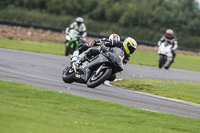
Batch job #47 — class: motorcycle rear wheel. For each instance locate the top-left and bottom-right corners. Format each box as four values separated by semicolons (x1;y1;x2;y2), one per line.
62;66;75;83
87;68;112;88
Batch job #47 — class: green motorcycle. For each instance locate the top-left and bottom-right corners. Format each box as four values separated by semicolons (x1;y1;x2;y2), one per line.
65;29;81;56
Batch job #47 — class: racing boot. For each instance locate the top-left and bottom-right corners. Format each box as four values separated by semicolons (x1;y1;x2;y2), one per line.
107;74;116;81
164;60;173;69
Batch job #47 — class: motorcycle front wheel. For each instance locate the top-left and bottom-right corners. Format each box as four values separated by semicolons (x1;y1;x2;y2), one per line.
62;66;75;83
87;68;112;88
158;55;166;69
65;43;75;56
65;46;73;56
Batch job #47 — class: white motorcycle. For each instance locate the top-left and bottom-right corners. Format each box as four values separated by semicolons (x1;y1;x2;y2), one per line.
157;42;173;69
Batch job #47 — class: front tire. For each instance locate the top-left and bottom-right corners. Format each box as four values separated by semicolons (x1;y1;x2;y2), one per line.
62;66;75;83
65;46;73;56
158;55;166;69
65;43;75;56
87;68;112;88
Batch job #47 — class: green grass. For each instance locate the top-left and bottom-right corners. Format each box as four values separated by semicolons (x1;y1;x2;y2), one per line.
0;38;200;71
130;51;200;71
0;80;200;133
0;38;65;55
113;79;200;104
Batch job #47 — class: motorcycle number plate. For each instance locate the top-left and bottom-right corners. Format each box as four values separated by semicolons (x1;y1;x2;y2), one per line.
81;63;87;68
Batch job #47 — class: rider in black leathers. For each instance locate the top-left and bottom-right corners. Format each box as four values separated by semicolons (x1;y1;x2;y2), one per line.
75;34;137;65
71;34;137;81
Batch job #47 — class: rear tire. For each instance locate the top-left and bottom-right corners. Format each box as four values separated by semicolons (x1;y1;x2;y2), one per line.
87;68;112;88
62;66;75;83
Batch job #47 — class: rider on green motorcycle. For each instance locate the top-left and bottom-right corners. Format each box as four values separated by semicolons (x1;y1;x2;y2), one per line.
65;17;87;43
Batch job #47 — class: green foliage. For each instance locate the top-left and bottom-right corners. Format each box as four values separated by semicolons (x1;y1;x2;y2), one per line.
1;80;200;133
0;7;74;27
0;0;200;49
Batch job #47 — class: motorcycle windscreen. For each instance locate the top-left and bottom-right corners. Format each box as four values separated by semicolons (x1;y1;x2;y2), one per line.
68;29;80;40
69;29;79;35
107;47;124;71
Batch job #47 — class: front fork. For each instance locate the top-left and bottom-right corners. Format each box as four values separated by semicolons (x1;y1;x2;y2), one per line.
95;65;103;76
95;64;111;76
72;62;77;73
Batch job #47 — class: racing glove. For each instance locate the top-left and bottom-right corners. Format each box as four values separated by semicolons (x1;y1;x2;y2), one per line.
88;40;96;47
72;51;79;62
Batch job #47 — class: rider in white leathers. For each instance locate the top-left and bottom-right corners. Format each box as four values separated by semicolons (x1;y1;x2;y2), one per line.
65;17;87;43
158;29;178;62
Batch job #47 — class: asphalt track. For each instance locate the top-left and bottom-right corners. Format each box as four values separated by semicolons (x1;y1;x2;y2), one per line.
0;48;200;118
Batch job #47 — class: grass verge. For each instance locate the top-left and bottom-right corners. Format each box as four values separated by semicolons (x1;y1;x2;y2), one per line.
113;79;200;104
0;80;200;133
130;51;200;71
0;38;65;55
0;38;200;71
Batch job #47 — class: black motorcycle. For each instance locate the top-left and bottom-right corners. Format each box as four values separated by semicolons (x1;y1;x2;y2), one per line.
62;46;124;88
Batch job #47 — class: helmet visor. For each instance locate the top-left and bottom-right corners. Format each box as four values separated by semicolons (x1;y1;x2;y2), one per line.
113;39;117;45
128;44;135;54
166;34;172;39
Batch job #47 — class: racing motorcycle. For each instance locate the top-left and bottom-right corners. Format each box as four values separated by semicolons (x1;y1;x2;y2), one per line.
158;41;173;69
62;46;124;88
65;29;81;56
